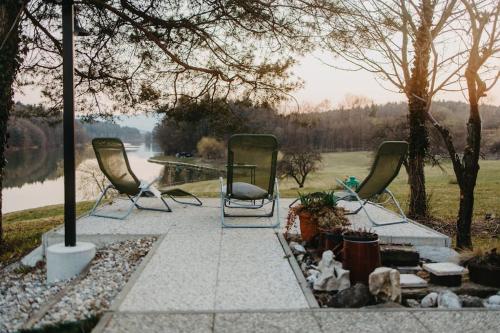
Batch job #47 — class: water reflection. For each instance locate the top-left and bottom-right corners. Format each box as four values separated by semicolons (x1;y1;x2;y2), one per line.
2;144;162;213
157;162;223;188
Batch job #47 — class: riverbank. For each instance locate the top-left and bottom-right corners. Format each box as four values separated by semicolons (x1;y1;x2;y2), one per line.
0;201;94;267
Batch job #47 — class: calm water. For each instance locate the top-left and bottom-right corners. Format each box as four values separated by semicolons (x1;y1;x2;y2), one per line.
3;144;163;213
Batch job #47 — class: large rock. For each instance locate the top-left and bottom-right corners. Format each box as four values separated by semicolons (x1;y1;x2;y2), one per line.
368;267;401;303
313;250;350;292
421;292;438;308
328;283;372;308
437;291;461;309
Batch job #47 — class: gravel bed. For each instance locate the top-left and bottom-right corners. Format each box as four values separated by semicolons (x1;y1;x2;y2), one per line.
0;237;156;333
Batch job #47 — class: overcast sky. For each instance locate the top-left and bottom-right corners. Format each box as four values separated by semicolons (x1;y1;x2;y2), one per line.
15;52;500;131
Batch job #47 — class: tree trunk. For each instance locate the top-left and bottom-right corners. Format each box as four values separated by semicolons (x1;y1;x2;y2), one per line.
406;0;433;219
0;0;22;243
407;97;429;219
456;103;481;249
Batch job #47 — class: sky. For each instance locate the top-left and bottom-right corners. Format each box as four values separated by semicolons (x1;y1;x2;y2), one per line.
15;53;500;132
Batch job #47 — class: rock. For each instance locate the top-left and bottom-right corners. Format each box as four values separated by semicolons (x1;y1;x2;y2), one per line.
306;269;320;286
381;245;419;266
406;299;420;308
459;295;484;308
415;246;460;263
437;291;461;309
313;251;350;292
289;242;306;255
21;246;44;267
328;283;372;308
421;292;438;308
368;267;401;303
484;295;500;309
296;254;304;263
363;301;404;309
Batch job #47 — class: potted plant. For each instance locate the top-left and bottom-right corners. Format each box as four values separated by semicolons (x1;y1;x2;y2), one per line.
465;248;500;288
317;203;350;257
342;228;381;285
286;191;350;243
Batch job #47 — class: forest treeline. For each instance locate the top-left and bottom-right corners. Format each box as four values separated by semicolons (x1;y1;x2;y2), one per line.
153;98;500;158
7;103;143;150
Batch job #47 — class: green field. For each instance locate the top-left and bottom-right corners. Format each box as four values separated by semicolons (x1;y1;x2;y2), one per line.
2;151;498;266
179;151;500;221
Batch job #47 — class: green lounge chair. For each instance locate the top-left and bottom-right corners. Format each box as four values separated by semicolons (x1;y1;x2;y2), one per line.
335;141;409;226
220;134;280;228
90;138;201;220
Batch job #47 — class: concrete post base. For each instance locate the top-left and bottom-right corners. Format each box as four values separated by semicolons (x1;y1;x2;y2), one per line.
46;242;96;283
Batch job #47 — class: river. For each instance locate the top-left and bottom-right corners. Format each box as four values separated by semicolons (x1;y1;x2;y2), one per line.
2;144;163;213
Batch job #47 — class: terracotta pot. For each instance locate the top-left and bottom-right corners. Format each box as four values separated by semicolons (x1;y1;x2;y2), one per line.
468;262;500;288
342;235;381;285
298;212;318;242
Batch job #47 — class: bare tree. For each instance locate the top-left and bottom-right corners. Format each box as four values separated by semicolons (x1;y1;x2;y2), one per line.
278;149;322;188
0;0;341;243
428;0;500;249
320;0;464;219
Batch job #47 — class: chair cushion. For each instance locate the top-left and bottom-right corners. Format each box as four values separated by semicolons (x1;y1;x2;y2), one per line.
225;182;268;200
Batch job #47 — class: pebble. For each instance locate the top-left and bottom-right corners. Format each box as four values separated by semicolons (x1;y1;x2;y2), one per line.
0;238;155;333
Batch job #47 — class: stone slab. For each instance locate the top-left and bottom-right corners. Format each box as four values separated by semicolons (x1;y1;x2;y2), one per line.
412;310;500;333
401;274;428;288
214;311;321;333
423;263;466;276
312;310;430;333
415;246;460;263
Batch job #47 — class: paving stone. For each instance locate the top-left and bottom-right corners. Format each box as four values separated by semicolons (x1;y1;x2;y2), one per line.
313;310;429;333
401;274;428;288
413;310;500;333
102;313;213;333
423;263;466;276
416;246;460;263
214;311;321;333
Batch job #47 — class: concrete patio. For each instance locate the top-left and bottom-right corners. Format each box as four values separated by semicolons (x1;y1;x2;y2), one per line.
42;197;498;332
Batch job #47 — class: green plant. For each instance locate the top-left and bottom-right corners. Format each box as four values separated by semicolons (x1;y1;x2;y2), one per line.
285;191;350;235
343;228;378;242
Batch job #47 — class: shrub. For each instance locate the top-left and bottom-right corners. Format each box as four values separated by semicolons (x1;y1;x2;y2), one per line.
196;137;225;160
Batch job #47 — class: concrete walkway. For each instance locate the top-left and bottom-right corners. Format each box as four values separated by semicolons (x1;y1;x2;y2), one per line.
43;197;485;332
96;309;500;333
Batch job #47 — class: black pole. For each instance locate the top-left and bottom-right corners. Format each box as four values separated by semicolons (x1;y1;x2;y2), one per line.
62;0;76;247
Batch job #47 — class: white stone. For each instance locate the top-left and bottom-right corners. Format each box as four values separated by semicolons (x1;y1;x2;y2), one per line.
46;242;96;283
422;262;465;276
21;246;44;267
484;295;500;309
421;292;438;308
289;242;306;254
313;251;350;292
437;291;461;309
400;274;428;288
368;267;401;303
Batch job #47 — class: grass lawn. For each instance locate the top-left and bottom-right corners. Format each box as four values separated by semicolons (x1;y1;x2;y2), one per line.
1;151;498;266
179;151;500;220
0;201;94;267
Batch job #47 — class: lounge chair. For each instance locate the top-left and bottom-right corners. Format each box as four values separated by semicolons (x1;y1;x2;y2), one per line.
335;141;409;226
220;134;280;228
89;138;201;220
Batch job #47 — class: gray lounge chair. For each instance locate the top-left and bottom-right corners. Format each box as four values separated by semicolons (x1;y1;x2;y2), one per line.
220;134;280;228
335;141;409;226
90;138;201;220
